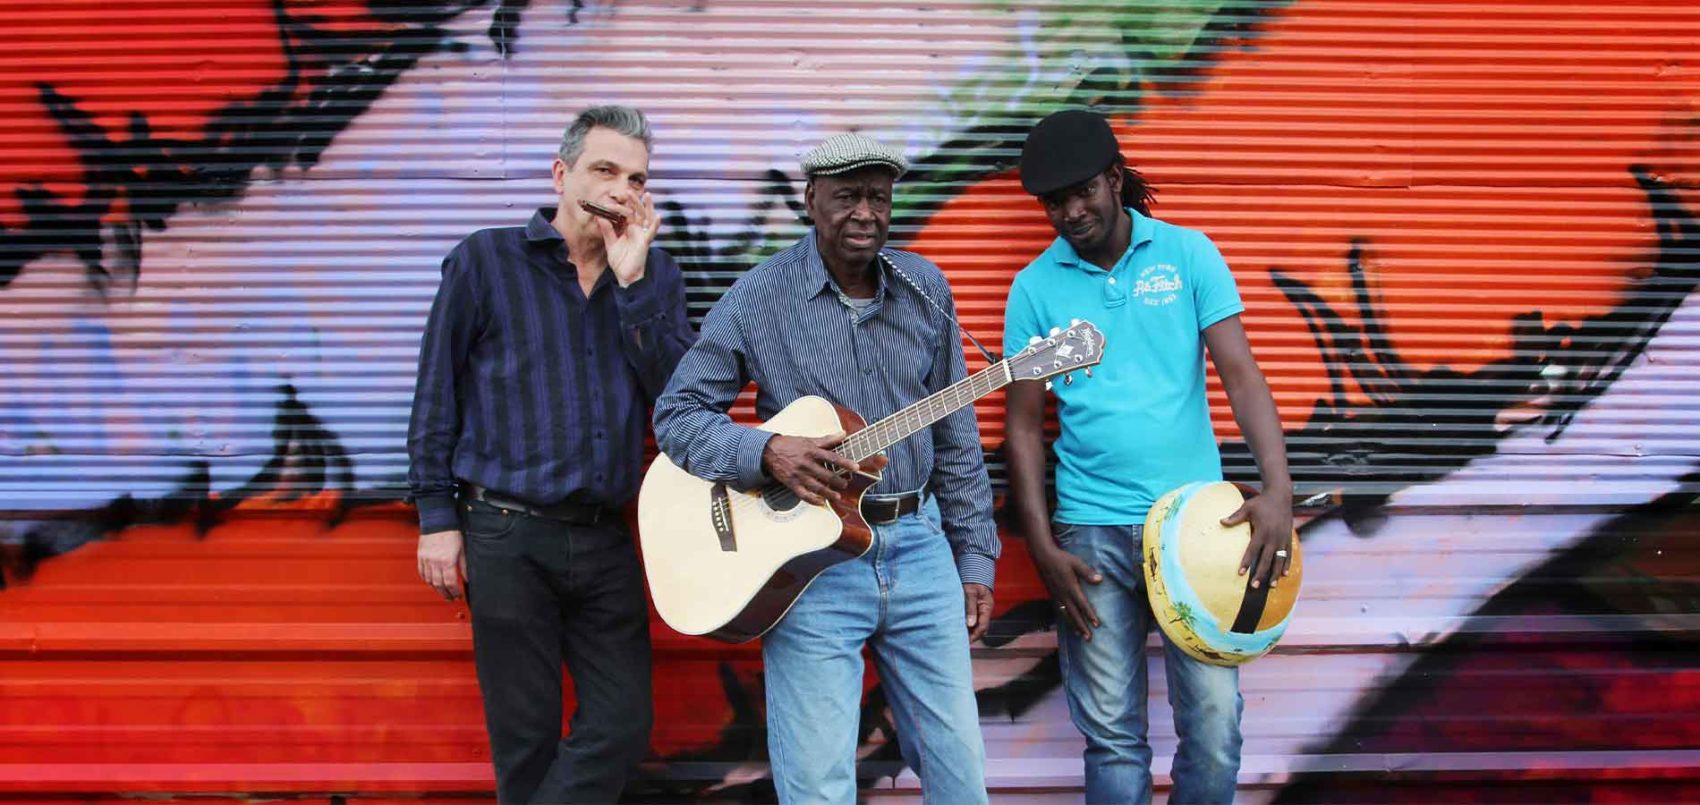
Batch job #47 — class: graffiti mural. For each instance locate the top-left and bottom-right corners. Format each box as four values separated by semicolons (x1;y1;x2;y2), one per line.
2;0;1697;801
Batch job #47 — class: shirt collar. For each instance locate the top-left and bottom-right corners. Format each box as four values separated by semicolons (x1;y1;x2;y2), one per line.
800;229;888;301
525;207;605;290
1045;207;1154;272
525;207;563;243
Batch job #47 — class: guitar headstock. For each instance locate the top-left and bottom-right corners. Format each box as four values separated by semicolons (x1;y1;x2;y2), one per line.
1008;319;1105;387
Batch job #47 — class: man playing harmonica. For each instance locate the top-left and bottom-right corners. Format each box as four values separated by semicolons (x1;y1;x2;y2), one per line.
407;105;694;803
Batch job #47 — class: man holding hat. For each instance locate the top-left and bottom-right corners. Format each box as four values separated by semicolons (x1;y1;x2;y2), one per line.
1001;109;1294;804
653;133;997;803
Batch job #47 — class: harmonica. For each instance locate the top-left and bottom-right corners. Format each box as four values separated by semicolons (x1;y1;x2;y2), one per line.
578;199;628;228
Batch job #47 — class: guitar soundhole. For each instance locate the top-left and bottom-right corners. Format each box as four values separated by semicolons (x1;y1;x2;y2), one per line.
761;483;802;512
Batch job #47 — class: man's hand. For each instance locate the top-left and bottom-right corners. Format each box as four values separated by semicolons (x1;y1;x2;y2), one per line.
1033;542;1102;639
598;191;659;288
418;529;466;600
761;432;859;505
964;583;994;642
1223;487;1294;589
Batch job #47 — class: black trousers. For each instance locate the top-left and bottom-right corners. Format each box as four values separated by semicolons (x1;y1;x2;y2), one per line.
461;499;653;804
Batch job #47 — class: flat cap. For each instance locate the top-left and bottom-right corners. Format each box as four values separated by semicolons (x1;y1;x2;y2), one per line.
1019;109;1121;196
800;133;909;180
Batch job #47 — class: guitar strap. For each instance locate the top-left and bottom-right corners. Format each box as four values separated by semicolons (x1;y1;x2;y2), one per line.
878;252;999;365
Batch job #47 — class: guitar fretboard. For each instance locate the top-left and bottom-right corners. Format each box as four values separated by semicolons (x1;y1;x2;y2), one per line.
837;361;1013;464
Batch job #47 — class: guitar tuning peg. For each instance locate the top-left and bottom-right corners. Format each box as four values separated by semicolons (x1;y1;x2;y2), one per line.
1044;380;1053;392
1084;367;1093;378
1063;374;1074;386
1070;318;1081;326
1028;335;1043;345
1049;326;1061;336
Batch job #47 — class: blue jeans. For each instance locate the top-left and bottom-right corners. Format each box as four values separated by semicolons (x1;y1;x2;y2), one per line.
1054;523;1243;805
762;509;988;805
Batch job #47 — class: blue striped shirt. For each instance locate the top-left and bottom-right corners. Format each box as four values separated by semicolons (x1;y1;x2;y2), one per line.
652;233;1000;588
407;208;695;535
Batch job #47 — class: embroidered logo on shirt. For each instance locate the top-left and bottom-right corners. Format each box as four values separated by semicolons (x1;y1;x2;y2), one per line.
1134;263;1183;306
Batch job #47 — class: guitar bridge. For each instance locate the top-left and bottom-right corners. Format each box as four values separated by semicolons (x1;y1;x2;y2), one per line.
711;483;737;552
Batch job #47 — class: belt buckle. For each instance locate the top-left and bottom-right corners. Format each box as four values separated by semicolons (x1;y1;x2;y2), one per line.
861;497;898;525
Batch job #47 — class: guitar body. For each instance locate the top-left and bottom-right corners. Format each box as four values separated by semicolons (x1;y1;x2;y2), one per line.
638;395;883;643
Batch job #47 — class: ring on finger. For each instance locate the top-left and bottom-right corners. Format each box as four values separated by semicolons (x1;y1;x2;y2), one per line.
1274;549;1289;558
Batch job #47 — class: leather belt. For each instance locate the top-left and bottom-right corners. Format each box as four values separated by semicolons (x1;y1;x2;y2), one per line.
463;485;614;526
859;490;924;525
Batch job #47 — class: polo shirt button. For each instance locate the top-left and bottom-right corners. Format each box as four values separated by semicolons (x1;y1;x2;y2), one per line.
1108;277;1117;285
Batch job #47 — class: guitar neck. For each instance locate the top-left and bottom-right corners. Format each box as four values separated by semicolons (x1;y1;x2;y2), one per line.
838;361;1013;464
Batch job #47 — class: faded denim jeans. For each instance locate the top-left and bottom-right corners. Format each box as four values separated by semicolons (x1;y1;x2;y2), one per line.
1054;523;1243;804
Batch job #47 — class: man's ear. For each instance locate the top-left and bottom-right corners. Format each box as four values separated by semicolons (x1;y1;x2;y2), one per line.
552;158;568;194
1105;165;1124;197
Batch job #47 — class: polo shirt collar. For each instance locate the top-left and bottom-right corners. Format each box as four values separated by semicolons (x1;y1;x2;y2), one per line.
1044;207;1154;272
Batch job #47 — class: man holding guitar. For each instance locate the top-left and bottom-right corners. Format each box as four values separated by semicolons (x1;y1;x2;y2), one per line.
1003;110;1294;804
407;106;694;803
652;133;998;803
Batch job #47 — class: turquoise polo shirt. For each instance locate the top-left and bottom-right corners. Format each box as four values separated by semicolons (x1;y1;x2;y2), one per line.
1002;209;1244;525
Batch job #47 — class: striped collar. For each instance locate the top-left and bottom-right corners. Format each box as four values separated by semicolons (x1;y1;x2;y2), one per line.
800;228;889;302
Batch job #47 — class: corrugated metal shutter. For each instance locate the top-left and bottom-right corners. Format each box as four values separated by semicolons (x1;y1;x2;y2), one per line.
2;0;1697;800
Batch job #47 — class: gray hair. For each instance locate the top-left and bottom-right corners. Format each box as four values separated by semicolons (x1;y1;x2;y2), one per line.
557;105;652;165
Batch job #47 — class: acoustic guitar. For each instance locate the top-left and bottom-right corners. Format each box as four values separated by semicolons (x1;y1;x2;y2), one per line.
638;319;1105;642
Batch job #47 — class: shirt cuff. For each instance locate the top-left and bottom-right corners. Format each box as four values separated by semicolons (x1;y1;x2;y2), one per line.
416;493;459;535
614;274;662;325
736;427;776;490
955;551;997;589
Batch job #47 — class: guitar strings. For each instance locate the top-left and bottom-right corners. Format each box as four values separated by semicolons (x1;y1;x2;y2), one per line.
705;326;1082;521
712;360;1011;520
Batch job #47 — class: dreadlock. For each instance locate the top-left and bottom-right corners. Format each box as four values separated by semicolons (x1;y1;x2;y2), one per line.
1115;156;1156;216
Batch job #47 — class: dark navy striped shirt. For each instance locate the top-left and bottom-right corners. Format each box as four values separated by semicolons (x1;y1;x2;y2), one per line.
652;233;1000;588
407;208;695;535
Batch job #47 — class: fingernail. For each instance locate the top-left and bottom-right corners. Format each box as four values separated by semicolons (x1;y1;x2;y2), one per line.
1251;580;1261;589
